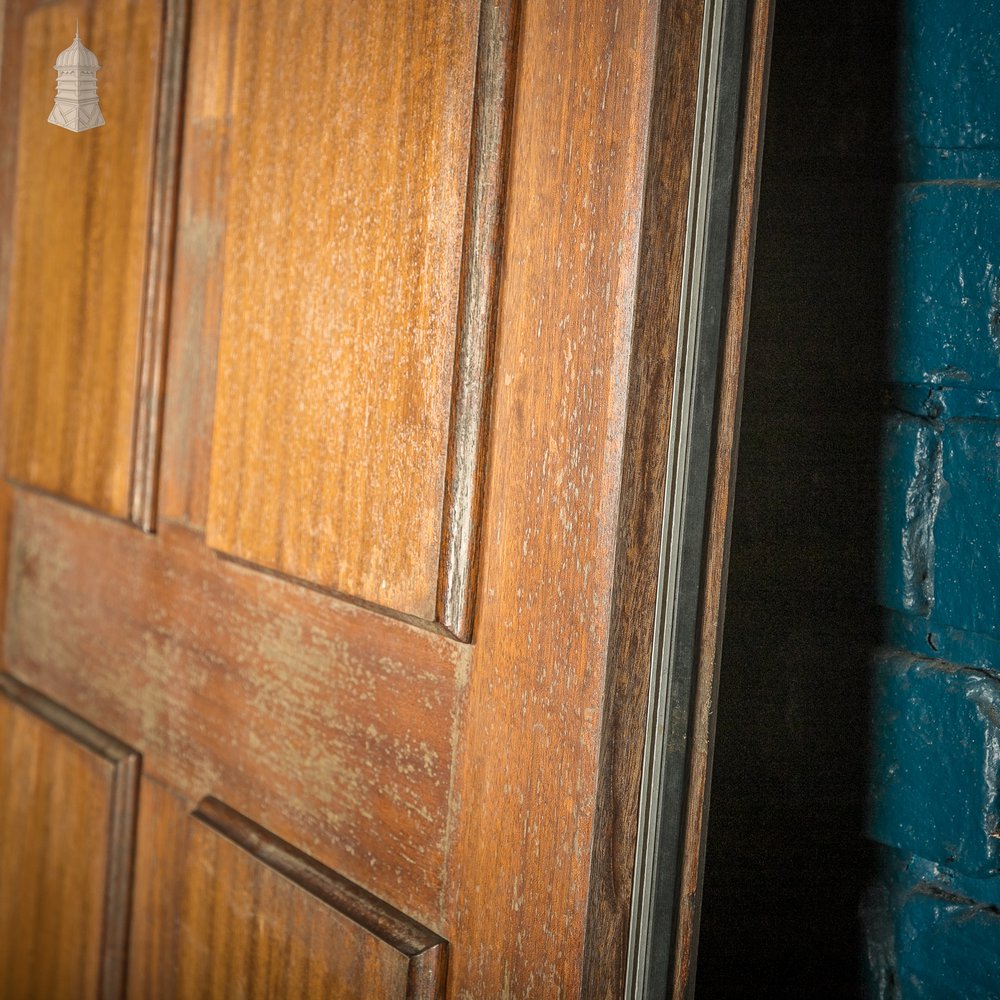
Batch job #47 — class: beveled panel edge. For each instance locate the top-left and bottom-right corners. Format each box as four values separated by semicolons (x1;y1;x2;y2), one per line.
1;672;136;765
0;673;142;1000
128;0;191;533
437;0;521;642
194;796;448;999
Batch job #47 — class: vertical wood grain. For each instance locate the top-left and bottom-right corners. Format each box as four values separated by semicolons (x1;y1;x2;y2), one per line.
1;1;163;517
0;2;30;668
127;778;190;1000
0;1;30;482
437;0;521;641
0;484;9;645
130;789;447;1000
0;675;139;1000
206;0;481;620
158;0;240;530
444;1;671;994
578;0;707;990
129;0;190;531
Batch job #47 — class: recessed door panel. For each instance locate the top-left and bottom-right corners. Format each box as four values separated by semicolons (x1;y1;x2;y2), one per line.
205;0;483;622
1;1;175;521
129;785;447;1000
0;676;139;1000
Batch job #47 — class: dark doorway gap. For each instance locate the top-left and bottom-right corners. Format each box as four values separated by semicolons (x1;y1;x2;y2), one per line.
694;3;897;996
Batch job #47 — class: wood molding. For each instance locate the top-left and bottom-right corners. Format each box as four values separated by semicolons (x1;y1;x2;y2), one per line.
437;0;521;641
0;673;141;1000
0;2;28;492
1;0;176;522
582;0;772;995
0;5;23;649
5;490;466;926
579;0;707;991
194;797;448;1000
158;0;239;531
129;0;191;532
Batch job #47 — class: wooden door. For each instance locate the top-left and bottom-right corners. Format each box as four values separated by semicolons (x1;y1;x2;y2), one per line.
0;1;769;997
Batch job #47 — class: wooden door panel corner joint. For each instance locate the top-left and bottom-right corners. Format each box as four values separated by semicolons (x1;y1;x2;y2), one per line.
185;797;447;1000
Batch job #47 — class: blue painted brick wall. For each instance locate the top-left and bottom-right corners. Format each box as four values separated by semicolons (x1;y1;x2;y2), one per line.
869;0;1000;990
868;649;1000;878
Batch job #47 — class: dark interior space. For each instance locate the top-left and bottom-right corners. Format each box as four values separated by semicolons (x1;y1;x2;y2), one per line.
695;3;898;996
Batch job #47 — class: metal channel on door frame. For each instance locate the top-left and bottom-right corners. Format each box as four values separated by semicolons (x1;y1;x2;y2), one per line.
627;0;759;996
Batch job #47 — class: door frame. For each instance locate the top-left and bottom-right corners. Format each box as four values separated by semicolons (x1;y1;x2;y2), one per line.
627;0;773;995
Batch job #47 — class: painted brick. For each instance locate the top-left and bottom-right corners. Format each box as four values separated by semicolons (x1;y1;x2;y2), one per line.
889;183;1000;391
884;608;1000;673
897;891;1000;998
897;0;1000;157
868;649;1000;877
880;412;1000;638
865;848;1000;999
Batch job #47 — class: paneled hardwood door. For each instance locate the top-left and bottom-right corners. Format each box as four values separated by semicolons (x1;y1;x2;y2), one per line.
0;1;769;997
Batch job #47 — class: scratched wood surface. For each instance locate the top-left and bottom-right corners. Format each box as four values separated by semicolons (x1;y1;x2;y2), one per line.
129;786;447;1000
442;0;685;993
206;0;481;620
4;492;467;927
0;2;767;995
0;676;139;1000
1;1;163;516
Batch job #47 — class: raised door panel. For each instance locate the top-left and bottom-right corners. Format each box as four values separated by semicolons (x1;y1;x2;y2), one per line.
129;784;447;1000
205;0;489;624
0;675;139;1000
1;0;180;522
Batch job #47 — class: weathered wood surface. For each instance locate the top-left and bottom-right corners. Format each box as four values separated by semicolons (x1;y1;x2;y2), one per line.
2;1;163;517
129;785;447;1000
0;675;139;1000
0;2;769;995
437;0;520;641
442;0;688;994
206;0;481;621
4;492;467;928
578;0;706;990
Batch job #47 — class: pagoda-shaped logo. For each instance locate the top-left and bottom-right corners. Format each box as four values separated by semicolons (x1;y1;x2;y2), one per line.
48;22;105;132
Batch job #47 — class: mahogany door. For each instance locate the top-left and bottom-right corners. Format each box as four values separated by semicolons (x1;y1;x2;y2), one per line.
0;1;769;997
